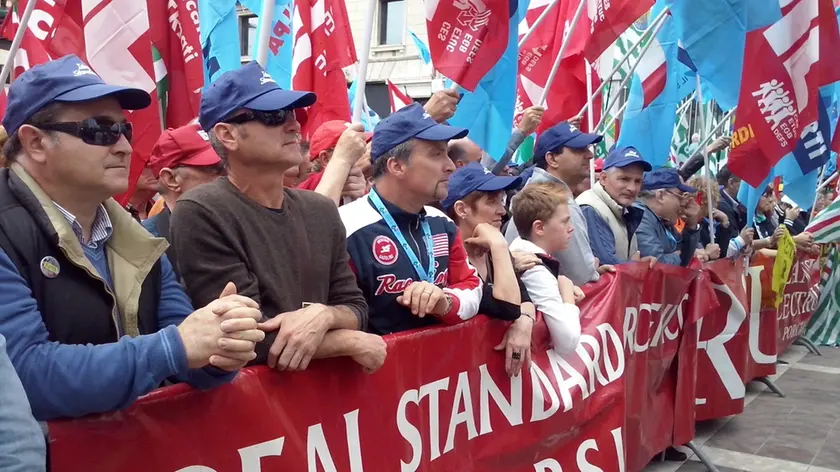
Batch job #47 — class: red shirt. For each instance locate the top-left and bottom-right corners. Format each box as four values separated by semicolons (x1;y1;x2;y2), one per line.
296;172;323;191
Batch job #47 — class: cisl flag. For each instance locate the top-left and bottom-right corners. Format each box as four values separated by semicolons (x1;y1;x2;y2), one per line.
292;0;357;138
729;0;840;187
425;0;511;91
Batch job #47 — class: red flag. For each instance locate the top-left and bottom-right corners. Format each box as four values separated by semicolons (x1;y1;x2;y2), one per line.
387;80;413;113
574;0;655;61
728;0;840;187
425;0;511;91
147;0;204;128
1;0;162;206
292;0;357;138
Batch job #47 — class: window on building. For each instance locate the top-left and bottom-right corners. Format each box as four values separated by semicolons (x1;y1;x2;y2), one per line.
240;14;258;58
378;0;405;45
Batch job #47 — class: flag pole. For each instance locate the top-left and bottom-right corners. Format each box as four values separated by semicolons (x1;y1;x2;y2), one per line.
690;107;736;167
577;6;670;118
352;0;377;123
594;14;670;129
0;0;38;89
517;0;562;48
694;75;716;245
538;0;586;107
585;58;596;186
255;0;276;66
599;100;629;134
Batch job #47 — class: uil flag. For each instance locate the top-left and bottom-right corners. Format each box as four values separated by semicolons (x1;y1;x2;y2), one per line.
239;0;295;89
728;0;840;187
424;0;511;91
387;80;413;113
292;0;357;138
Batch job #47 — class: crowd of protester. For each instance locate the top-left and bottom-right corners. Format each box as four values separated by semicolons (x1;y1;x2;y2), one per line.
0;57;821;471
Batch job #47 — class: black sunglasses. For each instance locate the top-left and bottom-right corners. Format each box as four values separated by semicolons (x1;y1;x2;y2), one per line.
36;119;133;146
222;109;295;127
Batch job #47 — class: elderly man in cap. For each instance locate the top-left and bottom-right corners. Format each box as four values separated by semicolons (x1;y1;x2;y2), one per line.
171;63;385;374
143;123;224;278
505;122;604;285
0;55;264;420
577;146;655;266
339;103;483;335
297;119;371;205
635;168;702;267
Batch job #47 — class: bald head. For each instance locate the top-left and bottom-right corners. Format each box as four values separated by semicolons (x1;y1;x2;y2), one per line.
448;138;483;168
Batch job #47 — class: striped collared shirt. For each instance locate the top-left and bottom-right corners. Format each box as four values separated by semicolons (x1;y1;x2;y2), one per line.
53;202;114;249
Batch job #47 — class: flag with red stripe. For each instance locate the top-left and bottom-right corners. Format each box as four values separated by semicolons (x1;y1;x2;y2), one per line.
292;0;357;138
806;192;840;242
387;80;413;113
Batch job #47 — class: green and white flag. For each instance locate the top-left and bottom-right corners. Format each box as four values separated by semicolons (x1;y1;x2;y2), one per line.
152;45;169;128
611;24;648;82
512;134;535;166
669;108;693;168
595;119;617;160
805;246;840;347
805;192;840;243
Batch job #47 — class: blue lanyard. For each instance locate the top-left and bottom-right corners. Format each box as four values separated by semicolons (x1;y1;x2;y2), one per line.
368;189;436;283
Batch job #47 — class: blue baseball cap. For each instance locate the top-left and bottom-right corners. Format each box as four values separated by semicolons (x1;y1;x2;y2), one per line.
533;122;603;165
441;162;521;210
603;146;652;172
199;62;316;131
2;55;151;136
643;168;697;193
371;103;468;160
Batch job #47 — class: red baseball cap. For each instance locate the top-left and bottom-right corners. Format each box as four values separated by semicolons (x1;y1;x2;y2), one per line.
594;158;605;173
309;120;373;161
149;123;221;178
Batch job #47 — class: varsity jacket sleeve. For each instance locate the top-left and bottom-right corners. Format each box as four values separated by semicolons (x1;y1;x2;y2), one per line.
155;255;237;389
0;249;191;420
438;230;483;325
519;265;581;354
0;334;45;472
580;205;623;266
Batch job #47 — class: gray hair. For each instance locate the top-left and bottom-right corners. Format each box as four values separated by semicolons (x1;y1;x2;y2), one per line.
208;130;229;168
372;140;414;179
638;189;657;200
2;102;67;162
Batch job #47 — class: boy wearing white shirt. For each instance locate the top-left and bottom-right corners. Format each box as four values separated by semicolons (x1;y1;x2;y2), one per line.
508;181;582;354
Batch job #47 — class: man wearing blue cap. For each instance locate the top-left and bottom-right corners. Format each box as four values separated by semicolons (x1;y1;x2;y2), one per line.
504;121;604;285
577;146;655;266
170;62;384;374
339;103;483;335
0;55;266;420
635;168;702;266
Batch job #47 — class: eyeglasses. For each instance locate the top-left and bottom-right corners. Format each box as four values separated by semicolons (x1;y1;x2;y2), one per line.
222;109;295;127
36;119;133;146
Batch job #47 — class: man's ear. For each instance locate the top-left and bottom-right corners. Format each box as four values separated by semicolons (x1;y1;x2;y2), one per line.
17;125;53;164
157;168;180;194
544;152;559;169
212;123;239;153
532;219;545;238
386;157;409;178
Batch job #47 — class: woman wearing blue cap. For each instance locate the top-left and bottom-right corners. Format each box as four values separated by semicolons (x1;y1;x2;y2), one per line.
442;163;536;376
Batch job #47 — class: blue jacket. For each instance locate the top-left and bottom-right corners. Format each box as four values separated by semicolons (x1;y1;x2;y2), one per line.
0;334;45;471
580;205;644;266
0;247;235;420
634;202;700;267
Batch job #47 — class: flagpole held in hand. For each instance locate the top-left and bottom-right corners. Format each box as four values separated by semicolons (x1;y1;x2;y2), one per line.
578;6;670;119
0;0;38;88
352;0;377;123
538;0;587;107
694;75;716;245
585;58;596;186
255;0;276;66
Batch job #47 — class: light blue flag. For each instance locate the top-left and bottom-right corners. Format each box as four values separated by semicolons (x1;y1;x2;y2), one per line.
667;0;782;110
617;3;693;168
239;0;295;89
199;0;241;86
408;30;431;65
348;79;381;132
446;0;527;161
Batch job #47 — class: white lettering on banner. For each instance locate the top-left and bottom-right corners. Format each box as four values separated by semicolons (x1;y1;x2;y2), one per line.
11;0;56;41
764;0;820;113
752;80;796;132
167;0;200;63
453;0;491;31
623;297;687;354
81;0;156;94
696;281;747;404
747;265;777;364
438;5;484;64
397;323;624;471
174;410;364;472
532;427;624;472
800;119;828;160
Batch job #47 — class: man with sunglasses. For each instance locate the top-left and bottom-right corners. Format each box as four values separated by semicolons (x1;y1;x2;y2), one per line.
143;123;225;279
635;168;702;267
171;63;385;374
0;56;266;420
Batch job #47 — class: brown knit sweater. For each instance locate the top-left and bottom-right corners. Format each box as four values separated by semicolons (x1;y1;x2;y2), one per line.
170;178;368;363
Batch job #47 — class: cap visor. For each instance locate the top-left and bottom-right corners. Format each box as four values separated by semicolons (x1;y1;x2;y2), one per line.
415;123;469;141
609;158;653;172
181;147;222;167
678;184;698;193
55;83;151;110
564;132;603;148
475;175;521;192
245;88;317;111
